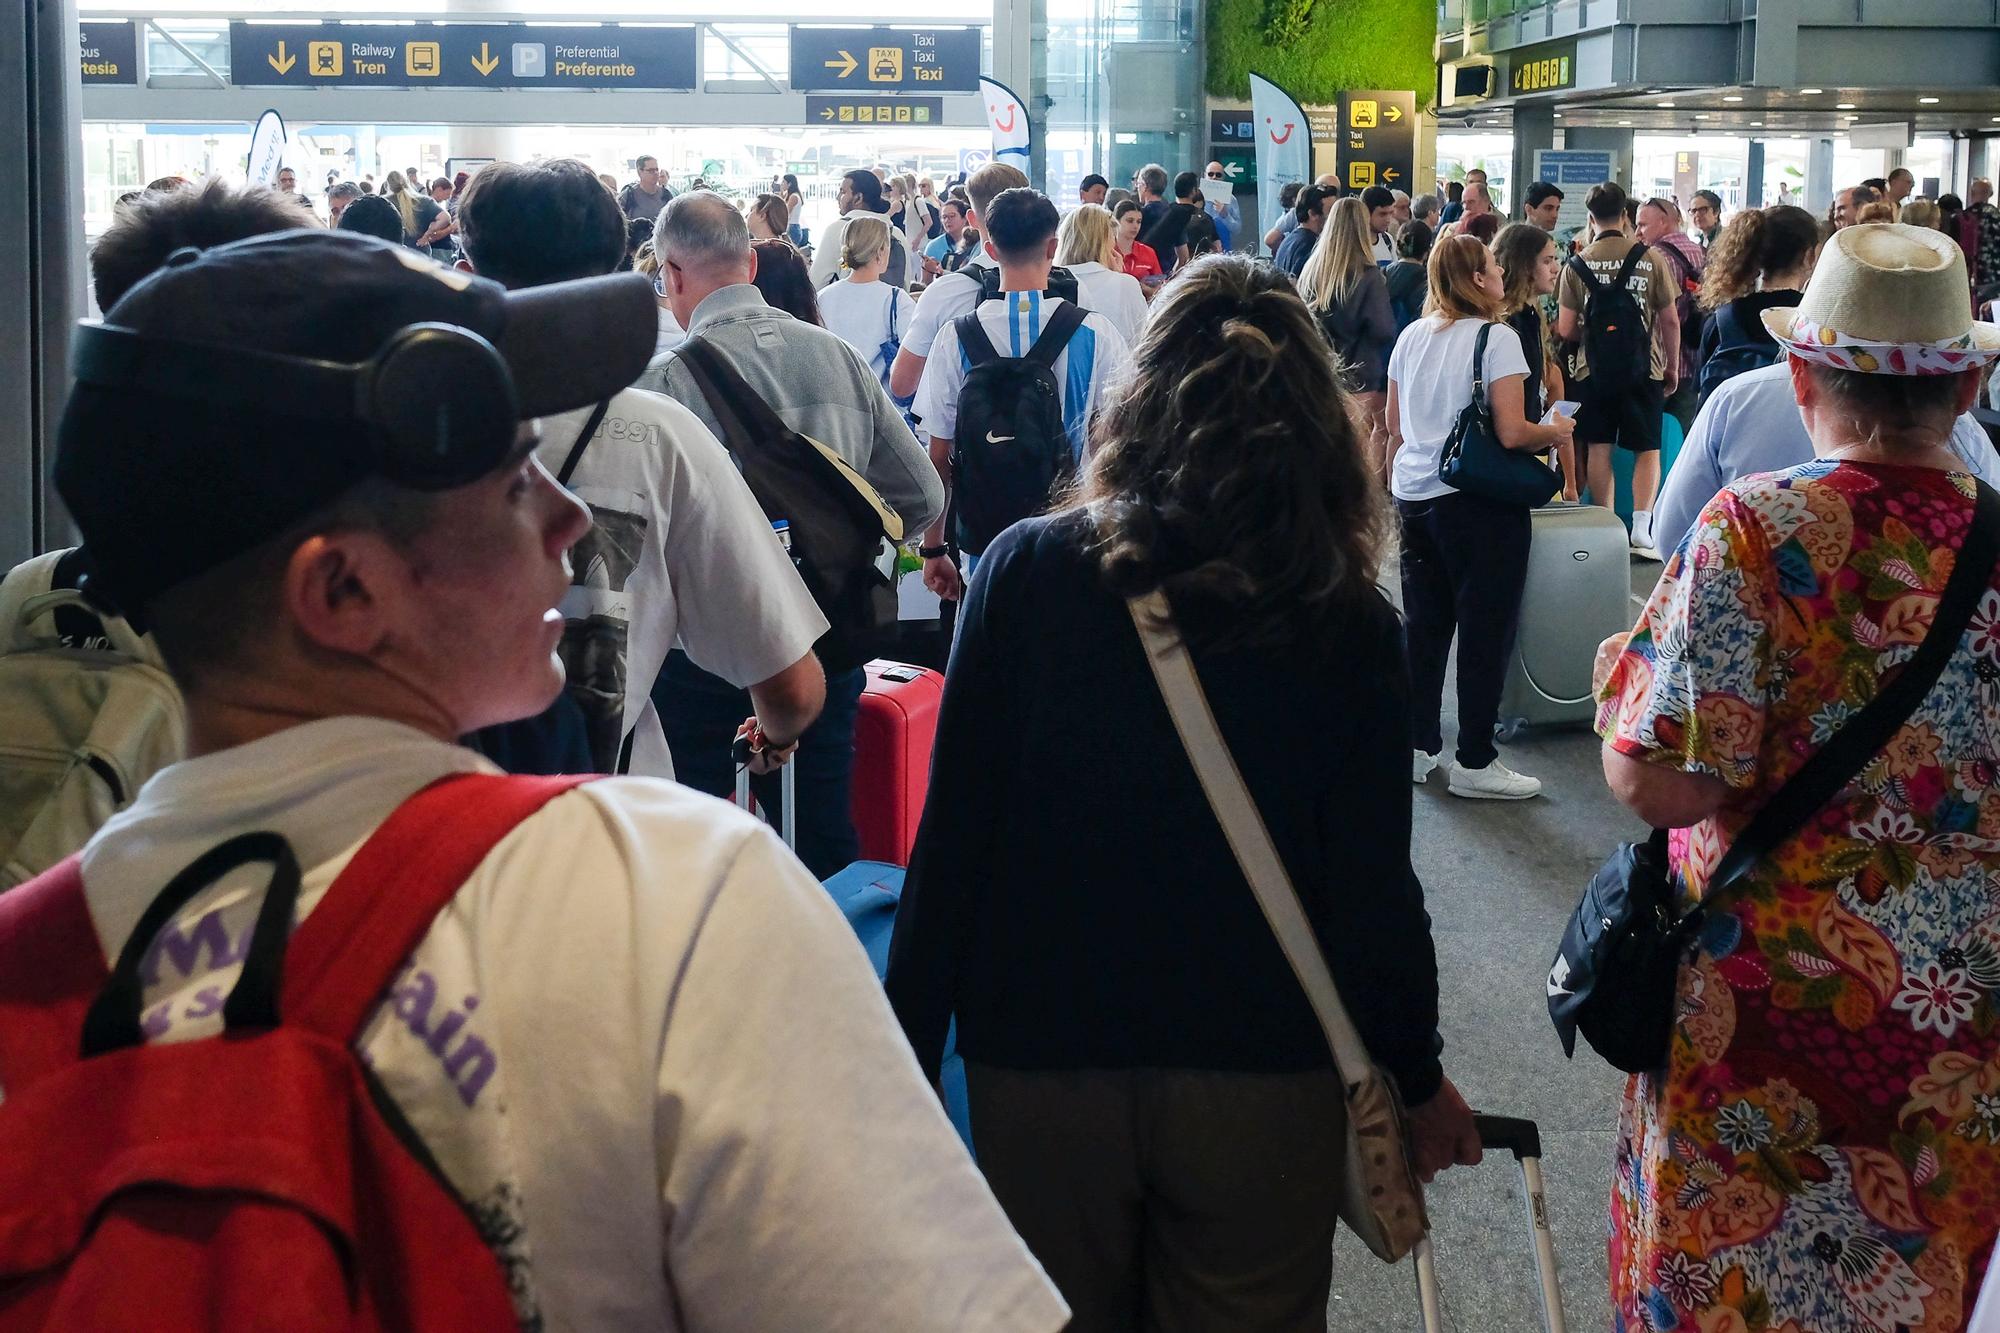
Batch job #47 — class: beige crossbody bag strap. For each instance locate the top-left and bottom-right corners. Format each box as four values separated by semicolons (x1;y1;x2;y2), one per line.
1127;588;1429;1263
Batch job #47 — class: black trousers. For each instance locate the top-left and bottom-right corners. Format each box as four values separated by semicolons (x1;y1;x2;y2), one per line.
1397;490;1532;770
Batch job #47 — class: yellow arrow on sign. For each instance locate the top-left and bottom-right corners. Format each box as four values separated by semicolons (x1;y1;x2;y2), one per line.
1383;167;1402;182
824;49;858;78
471;42;499;75
268;40;296;74
1385;103;1404;123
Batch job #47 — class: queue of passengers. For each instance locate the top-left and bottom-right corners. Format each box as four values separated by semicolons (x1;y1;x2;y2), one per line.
6;153;2000;1333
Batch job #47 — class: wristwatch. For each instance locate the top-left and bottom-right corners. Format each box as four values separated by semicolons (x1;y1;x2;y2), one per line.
918;544;951;560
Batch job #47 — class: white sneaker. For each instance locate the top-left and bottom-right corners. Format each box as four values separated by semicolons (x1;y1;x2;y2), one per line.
1412;750;1440;783
1448;759;1543;800
1629;510;1662;561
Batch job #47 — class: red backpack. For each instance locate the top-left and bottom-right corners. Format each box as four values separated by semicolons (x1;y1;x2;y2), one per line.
0;772;590;1331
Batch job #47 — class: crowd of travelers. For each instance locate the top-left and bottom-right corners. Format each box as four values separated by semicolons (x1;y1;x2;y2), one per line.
8;143;2000;1333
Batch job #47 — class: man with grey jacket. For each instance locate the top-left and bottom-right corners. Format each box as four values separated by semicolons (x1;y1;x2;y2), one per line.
642;191;943;875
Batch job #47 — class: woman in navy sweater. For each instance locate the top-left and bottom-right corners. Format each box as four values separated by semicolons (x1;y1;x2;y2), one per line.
886;253;1478;1333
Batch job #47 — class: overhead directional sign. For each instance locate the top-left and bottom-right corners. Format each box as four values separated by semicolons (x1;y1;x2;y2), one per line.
1209;110;1253;146
1508;39;1577;97
1336;89;1415;192
790;27;980;93
80;20;138;85
805;96;942;126
1211;149;1255;187
228;23;696;90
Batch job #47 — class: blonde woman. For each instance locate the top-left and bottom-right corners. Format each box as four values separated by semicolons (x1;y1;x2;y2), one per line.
1388;234;1573;799
815;214;915;394
1298;196;1396;473
898;173;937;256
1900;196;1942;230
1054;204;1147;346
382;169;449;254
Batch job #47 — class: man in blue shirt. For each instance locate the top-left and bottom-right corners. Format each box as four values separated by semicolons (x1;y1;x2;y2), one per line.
1202;162;1242;251
1273;185;1334;279
1654;362;2000;556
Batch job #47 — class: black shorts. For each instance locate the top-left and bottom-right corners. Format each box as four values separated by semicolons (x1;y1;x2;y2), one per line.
1576;377;1665;454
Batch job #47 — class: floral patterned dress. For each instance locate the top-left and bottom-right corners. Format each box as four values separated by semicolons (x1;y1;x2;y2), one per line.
1598;460;2000;1333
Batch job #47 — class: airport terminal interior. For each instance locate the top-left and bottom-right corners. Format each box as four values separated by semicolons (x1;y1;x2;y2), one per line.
6;0;2000;1328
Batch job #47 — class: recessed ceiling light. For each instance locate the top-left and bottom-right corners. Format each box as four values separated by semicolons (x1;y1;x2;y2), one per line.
1920;96;1940;104
1992;115;2000;123
1800;88;1823;95
1750;121;1763;127
1646;88;1663;94
1694;113;1710;119
1618;120;1632;126
1836;102;1855;109
1723;95;1743;103
1657;102;1675;108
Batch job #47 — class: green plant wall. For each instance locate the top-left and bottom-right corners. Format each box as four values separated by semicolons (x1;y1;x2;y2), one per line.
1206;0;1438;106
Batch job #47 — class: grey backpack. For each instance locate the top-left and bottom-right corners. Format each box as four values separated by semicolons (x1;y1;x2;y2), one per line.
0;550;186;888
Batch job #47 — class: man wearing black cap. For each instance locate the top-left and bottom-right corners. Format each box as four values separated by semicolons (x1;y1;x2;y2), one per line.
18;229;1070;1330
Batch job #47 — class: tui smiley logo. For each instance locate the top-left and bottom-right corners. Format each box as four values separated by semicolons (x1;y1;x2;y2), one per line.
991;102;1018;133
1266;117;1295;145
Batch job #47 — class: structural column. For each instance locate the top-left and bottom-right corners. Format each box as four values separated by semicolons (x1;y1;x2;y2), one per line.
1509;101;1555;216
1805;135;1835;214
1745;139;1765;208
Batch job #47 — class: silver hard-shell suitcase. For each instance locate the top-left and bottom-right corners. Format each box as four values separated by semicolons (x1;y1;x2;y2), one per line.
1496;503;1634;739
1412;1114;1568;1333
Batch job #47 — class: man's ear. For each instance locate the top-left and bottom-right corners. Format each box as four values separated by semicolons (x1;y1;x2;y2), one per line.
282;530;401;659
1044;236;1058;263
745;247;760;284
985;237;1002;264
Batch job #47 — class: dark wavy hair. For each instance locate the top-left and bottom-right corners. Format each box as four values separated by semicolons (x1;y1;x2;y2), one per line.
750;238;822;325
1073;253;1383;653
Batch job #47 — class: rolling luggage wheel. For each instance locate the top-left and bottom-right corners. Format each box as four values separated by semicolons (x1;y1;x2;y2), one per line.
1410;1114;1567;1333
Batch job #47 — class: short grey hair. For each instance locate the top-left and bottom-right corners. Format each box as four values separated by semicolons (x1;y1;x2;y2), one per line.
1139;164;1169;196
656;191;750;275
327;181;362;201
1412;194;1441;222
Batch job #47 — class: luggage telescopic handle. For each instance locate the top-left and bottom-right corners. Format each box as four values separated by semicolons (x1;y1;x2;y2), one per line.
1474;1113;1542;1160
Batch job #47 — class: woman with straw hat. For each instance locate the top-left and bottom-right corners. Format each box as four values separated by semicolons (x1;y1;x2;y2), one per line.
1594;223;2000;1331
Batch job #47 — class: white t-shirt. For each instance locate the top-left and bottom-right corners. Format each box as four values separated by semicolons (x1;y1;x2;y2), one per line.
1387;316;1531;503
816;279;916;394
902;254;996;361
1065;261;1149;349
537;388;828;778
912;291;1131;458
55;718;1069;1333
1372;232;1396;267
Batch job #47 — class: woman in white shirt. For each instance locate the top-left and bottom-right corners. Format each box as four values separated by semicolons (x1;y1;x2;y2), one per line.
1054;204;1150;348
816;214;916;396
1386;233;1573;802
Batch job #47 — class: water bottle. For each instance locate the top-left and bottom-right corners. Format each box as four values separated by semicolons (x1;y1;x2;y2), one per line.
773;518;792;551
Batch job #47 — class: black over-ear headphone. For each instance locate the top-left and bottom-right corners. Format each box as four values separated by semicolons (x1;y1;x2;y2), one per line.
70;320;522;490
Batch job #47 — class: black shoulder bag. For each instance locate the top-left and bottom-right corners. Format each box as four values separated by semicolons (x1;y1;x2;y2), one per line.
1437;323;1563;508
1551;479;2000;1073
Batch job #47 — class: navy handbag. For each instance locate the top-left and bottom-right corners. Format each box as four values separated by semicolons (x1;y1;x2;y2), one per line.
1437;322;1561;507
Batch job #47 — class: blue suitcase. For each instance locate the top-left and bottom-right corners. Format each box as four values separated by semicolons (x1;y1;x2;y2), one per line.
819;860;973;1147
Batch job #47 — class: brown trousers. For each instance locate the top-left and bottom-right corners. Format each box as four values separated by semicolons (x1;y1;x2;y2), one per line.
965;1063;1348;1333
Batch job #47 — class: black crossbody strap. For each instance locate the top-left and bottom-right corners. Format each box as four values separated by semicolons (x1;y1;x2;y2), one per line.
678;338;793;450
1705;479;2000;896
1470;322;1494;404
555;399;612;487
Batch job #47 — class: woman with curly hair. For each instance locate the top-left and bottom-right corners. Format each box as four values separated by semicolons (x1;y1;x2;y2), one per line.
888;252;1479;1331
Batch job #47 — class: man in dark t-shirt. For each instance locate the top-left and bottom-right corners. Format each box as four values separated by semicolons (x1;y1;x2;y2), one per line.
1139;171;1203;277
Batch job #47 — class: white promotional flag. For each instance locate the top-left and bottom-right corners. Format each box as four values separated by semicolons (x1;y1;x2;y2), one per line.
246;108;287;187
980;77;1032;171
1248;73;1311;254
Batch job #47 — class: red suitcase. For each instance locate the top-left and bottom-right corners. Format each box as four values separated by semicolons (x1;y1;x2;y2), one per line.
849;660;943;866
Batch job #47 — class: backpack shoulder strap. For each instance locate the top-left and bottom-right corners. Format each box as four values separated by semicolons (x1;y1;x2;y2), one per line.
0;856;105;1090
555;399;613;487
282;773;593;1042
1566;253;1602;293
1024;300;1088;371
1616;241;1648;287
953;310;1001;367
